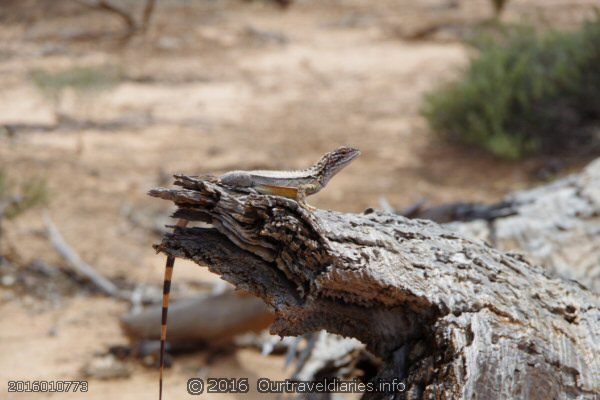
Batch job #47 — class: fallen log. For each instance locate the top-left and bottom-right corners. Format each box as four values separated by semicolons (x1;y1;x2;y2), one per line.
448;158;600;292
402;199;517;223
121;290;273;345
150;175;599;399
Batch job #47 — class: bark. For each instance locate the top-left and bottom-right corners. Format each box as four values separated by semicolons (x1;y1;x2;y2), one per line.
150;175;599;400
448;158;600;292
288;331;375;381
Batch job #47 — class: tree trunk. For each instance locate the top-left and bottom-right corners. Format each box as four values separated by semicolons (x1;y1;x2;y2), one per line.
149;175;599;399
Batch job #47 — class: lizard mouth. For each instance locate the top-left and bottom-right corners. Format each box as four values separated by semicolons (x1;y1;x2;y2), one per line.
347;147;361;160
338;146;361;163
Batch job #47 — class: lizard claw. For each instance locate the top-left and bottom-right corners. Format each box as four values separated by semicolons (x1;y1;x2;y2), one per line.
299;201;317;212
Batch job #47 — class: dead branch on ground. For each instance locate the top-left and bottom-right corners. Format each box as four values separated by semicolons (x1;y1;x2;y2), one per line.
121;290;273;345
44;213;130;300
150;175;599;399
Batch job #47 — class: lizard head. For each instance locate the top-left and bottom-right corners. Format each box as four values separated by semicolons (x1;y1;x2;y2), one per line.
316;146;361;185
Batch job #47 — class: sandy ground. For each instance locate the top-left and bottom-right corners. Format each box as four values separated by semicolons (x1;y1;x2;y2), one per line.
0;0;597;399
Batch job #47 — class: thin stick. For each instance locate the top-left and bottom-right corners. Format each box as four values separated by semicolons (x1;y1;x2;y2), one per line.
73;0;137;37
44;212;127;300
140;0;157;33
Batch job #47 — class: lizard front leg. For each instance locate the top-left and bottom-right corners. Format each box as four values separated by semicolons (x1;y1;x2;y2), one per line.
297;184;319;211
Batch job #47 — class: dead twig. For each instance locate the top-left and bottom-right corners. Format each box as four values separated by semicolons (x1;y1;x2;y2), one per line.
73;0;157;41
74;0;136;36
44;212;129;300
140;0;156;33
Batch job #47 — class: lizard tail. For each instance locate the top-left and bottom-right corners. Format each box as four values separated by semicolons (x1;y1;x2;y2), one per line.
159;254;175;400
159;218;188;400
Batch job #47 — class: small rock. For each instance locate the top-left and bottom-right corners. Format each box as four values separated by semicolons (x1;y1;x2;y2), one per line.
242;26;288;46
36;44;68;57
82;355;131;380
142;354;156;368
157;36;182;51
1;275;16;286
108;345;131;360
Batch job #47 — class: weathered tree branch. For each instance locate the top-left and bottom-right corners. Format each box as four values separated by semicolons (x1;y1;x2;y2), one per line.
121;290;273;345
150;176;599;399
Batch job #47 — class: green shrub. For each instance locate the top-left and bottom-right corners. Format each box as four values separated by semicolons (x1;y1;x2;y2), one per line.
422;18;600;159
0;170;49;219
30;65;122;101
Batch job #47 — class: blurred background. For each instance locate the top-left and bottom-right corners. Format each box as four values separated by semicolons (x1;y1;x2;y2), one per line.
1;0;599;398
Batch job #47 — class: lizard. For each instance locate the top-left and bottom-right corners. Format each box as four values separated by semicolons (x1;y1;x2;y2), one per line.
158;146;361;400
